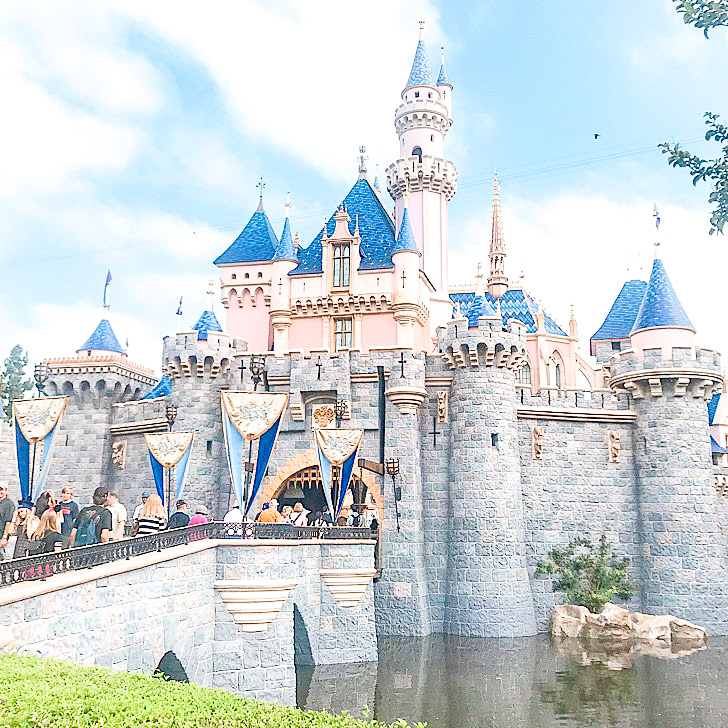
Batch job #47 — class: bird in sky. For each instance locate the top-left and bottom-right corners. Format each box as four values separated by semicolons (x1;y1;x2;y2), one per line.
594;133;601;139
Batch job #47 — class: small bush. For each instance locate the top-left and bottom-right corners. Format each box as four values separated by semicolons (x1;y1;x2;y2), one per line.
0;653;424;728
534;535;634;614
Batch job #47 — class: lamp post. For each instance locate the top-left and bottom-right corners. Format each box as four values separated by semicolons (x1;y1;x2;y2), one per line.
385;458;401;532
242;356;267;515
334;399;348;429
165;404;178;515
33;362;48;397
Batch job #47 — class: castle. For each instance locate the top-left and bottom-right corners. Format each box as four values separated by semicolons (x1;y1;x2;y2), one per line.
2;29;728;638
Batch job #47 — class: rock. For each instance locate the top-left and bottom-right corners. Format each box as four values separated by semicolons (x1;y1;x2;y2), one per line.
0;625;15;652
551;604;590;639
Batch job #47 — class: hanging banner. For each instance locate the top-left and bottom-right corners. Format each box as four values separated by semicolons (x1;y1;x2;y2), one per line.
314;428;364;519
221;392;288;517
13;396;68;502
145;432;195;505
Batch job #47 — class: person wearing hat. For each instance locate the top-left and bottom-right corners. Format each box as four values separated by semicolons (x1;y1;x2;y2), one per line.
132;491;150;522
2;499;40;558
167;499;190;529
188;505;209;526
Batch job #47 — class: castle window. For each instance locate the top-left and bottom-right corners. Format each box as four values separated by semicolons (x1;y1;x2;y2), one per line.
415;91;420;98
257;272;263;278
244;273;250;279
555;363;562;389
334;317;352;351
611;341;621;351
231;274;236;280
412;146;423;162
516;362;532;385
431;134;434;142
332;243;350;288
428;92;432;99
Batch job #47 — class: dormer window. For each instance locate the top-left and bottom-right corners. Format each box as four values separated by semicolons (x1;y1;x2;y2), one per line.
332;243;350;288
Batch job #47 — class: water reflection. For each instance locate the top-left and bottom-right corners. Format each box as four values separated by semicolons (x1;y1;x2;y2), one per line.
297;635;728;728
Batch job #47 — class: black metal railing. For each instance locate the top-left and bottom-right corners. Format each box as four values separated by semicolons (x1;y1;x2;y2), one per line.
0;522;373;587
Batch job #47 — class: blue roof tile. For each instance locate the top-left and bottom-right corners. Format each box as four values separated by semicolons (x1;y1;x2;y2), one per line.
632;259;694;333
214;209;278;265
391;208;420;255
466;295;497;325
437;61;450;85
78;319;124;353
591;279;648;341
450;288;568;336
708;392;720;425
141;375;172;400
273;217;297;261
290;178;396;276
711;436;728;455
192;310;222;341
405;39;434;89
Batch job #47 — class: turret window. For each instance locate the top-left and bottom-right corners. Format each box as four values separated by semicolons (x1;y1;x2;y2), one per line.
334;317;353;350
555;363;562;389
332;243;350;288
516;362;532;385
412;146;423;162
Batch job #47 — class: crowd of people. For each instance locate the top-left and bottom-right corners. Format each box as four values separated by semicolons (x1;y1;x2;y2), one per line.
0;484;378;560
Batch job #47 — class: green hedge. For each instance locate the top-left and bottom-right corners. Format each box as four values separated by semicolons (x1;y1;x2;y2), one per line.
0;654;422;728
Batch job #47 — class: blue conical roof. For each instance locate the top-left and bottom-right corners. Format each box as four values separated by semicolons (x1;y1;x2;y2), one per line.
78;319;124;354
214;208;278;265
192;310;223;341
405;40;434;89
437;61;450;85
391;208;420;255
141;375;172;400
273;217;297;261
631;259;694;333
591;279;648;341
466;295;498;326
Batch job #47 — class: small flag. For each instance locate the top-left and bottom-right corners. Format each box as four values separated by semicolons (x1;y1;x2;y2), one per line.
653;204;660;229
176;296;183;316
103;270;112;309
125;338;129;349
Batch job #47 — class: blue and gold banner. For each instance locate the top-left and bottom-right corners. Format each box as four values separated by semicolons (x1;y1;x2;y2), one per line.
315;428;364;519
145;432;195;505
13;396;68;502
221;392;288;517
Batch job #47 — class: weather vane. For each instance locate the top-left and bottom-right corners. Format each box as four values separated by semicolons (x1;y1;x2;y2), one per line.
419;19;425;38
257;177;265;202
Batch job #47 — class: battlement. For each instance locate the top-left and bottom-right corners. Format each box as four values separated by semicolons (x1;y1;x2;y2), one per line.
608;346;722;400
393;99;452;135
518;387;630;411
385;156;457;201
162;331;247;381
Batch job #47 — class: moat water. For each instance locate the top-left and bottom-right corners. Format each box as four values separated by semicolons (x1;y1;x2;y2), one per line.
297;635;728;727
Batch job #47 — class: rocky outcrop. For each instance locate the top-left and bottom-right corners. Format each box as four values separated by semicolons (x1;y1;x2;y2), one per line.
550;603;707;668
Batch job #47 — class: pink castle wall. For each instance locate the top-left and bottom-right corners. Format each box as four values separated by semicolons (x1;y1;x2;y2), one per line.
226;288;270;352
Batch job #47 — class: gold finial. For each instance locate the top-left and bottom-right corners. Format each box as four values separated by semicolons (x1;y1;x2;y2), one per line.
476;262;483;281
256;177;265;211
418;19;425;39
285;190;291;218
358;145;368;179
654;241;660;258
207;279;215;310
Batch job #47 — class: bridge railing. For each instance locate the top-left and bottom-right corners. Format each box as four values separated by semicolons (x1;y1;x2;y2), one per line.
0;522;373;588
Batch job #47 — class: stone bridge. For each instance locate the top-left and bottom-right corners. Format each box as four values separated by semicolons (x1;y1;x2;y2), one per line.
0;536;377;705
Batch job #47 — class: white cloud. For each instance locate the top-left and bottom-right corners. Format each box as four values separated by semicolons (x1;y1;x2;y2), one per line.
449;192;728;363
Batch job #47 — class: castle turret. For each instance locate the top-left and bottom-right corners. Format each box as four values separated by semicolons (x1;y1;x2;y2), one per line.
391;203;422;349
386;24;456;336
438;315;536;637
609;255;727;631
77;319;126;358
270;194;298;354
436;46;452;117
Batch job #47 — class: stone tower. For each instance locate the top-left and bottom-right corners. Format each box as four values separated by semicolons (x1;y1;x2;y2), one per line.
438;308;538;637
609;256;728;631
386;26;456;335
162;318;247;517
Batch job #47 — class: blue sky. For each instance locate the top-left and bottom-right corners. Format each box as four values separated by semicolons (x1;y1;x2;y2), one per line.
1;1;726;373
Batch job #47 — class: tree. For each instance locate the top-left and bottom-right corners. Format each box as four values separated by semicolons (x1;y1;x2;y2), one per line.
1;345;33;422
660;1;728;234
535;535;634;614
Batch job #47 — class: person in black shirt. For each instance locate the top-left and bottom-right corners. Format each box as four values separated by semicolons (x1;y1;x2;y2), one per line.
0;486;15;560
70;487;112;546
167;500;190;529
58;487;79;548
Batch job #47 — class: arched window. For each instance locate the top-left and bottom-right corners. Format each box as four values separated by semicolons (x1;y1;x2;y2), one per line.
555;363;562;389
332;244;350;288
257;272;263;278
412;146;423;162
516;362;532;385
244;272;250;279
231;274;236;280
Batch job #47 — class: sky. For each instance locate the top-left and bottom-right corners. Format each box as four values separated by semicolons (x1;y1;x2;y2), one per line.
1;0;727;375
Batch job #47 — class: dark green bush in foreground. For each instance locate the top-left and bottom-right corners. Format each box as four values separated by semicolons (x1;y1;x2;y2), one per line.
0;653;423;728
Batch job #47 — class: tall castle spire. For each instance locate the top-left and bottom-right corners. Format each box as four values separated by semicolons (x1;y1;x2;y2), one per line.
487;172;509;299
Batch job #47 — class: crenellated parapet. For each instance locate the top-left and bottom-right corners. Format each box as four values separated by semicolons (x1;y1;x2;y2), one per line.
393;98;452;136
386;156;457;202
608;346;722;400
162;331;246;382
437;317;527;371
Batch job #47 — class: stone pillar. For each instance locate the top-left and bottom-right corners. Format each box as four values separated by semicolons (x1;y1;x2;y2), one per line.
375;350;432;635
439;318;537;637
610;349;728;632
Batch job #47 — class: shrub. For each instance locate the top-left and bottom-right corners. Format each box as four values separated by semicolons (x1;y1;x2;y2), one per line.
534;535;634;614
0;653;424;728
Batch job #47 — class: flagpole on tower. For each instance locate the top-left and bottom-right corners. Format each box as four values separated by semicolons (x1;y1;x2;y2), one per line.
176;295;183;330
103;270;112;312
653;203;661;258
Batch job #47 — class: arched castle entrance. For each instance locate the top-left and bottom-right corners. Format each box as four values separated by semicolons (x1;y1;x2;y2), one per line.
263;448;383;522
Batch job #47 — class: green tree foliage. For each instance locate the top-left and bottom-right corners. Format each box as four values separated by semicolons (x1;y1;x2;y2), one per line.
535;536;634;614
661;1;728;235
0;345;33;422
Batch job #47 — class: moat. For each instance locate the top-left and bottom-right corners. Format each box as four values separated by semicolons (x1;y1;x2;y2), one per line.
297;635;728;727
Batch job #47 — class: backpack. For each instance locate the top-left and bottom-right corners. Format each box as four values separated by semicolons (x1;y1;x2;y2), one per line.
75;507;103;547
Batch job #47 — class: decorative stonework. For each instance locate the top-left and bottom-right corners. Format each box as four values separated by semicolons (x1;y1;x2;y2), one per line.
436;390;448;424
111;440;127;469
608;431;621;463
312;404;335;429
385;386;428;415
214;579;298;632
532;426;544;460
320;569;377;609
